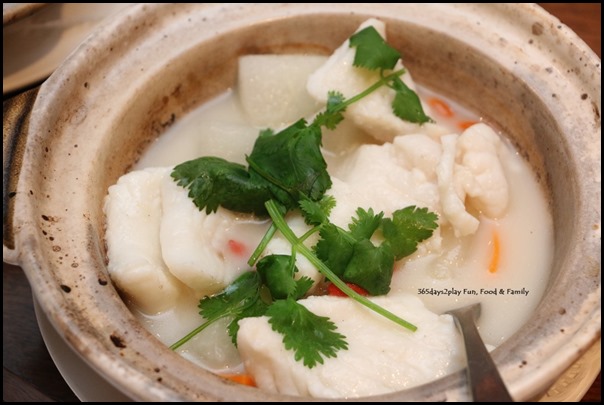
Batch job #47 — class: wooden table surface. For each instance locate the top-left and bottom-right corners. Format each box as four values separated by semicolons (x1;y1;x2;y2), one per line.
3;3;601;402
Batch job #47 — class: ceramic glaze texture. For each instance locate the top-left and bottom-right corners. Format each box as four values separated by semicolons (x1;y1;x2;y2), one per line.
2;3;600;402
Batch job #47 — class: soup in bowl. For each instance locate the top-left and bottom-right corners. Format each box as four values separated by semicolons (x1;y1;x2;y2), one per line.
3;3;600;401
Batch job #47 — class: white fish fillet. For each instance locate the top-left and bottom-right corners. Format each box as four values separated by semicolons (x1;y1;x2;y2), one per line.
159;175;258;298
455;123;509;218
307;18;447;142
437;134;480;236
104;167;184;314
237;293;464;398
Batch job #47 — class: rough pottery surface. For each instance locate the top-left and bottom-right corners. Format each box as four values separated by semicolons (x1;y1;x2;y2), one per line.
3;4;600;401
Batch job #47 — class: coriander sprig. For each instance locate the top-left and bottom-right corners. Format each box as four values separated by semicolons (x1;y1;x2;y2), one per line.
170;23;437;368
169;271;267;350
264;199;420;332
172;28;431;217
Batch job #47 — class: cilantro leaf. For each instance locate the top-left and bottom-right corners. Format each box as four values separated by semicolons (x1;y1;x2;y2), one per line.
227;297;269;346
314;223;355;278
315;209;388;293
316;221;394;296
315;206;437;295
171;157;273;216
390;77;432;124
170;271;264;350
267;298;348;368
293;276;314;299
349;26;401;70
299;195;336;226
348;26;432;125
326;90;346;109
348;207;383;240
256;254;312;300
256;255;295;300
312;90;346;130
382;205;439;260
342;239;394;295
197;271;263;320
172;119;333;217
265;198;419;332
247;119;331;210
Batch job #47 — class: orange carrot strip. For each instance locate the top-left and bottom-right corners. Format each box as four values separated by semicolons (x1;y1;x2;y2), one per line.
227;239;247;257
327;282;369;297
428;97;454;118
488;231;500;274
221;373;256;387
458;120;478;130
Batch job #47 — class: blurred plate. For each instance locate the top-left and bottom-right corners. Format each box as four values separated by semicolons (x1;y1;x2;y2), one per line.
33;297;133;402
3;3;134;94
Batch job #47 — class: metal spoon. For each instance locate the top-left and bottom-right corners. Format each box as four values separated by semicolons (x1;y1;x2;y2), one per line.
446;303;514;402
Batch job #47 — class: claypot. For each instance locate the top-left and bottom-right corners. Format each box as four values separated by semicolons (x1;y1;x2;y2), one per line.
3;3;600;401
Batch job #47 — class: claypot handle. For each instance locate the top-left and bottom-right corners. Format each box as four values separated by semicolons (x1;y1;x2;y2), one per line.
3;87;39;265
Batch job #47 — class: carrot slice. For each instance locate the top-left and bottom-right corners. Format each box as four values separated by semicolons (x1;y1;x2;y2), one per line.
327;282;369;297
428;97;454;117
458;120;478;130
488;231;500;274
221;373;256;387
227;239;247;257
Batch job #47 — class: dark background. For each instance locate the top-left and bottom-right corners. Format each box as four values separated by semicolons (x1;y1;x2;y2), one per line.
3;3;601;402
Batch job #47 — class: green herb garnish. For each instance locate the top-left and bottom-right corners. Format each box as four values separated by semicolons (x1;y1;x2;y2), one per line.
171;26;432;216
390;76;432;124
349;25;401;70
171;24;437;367
267;298;348;368
263;198;423;332
256;254;313;300
169;271;267;350
382;206;439;260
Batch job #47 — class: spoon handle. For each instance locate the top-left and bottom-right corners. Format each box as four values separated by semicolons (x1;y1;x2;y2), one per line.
448;304;514;402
